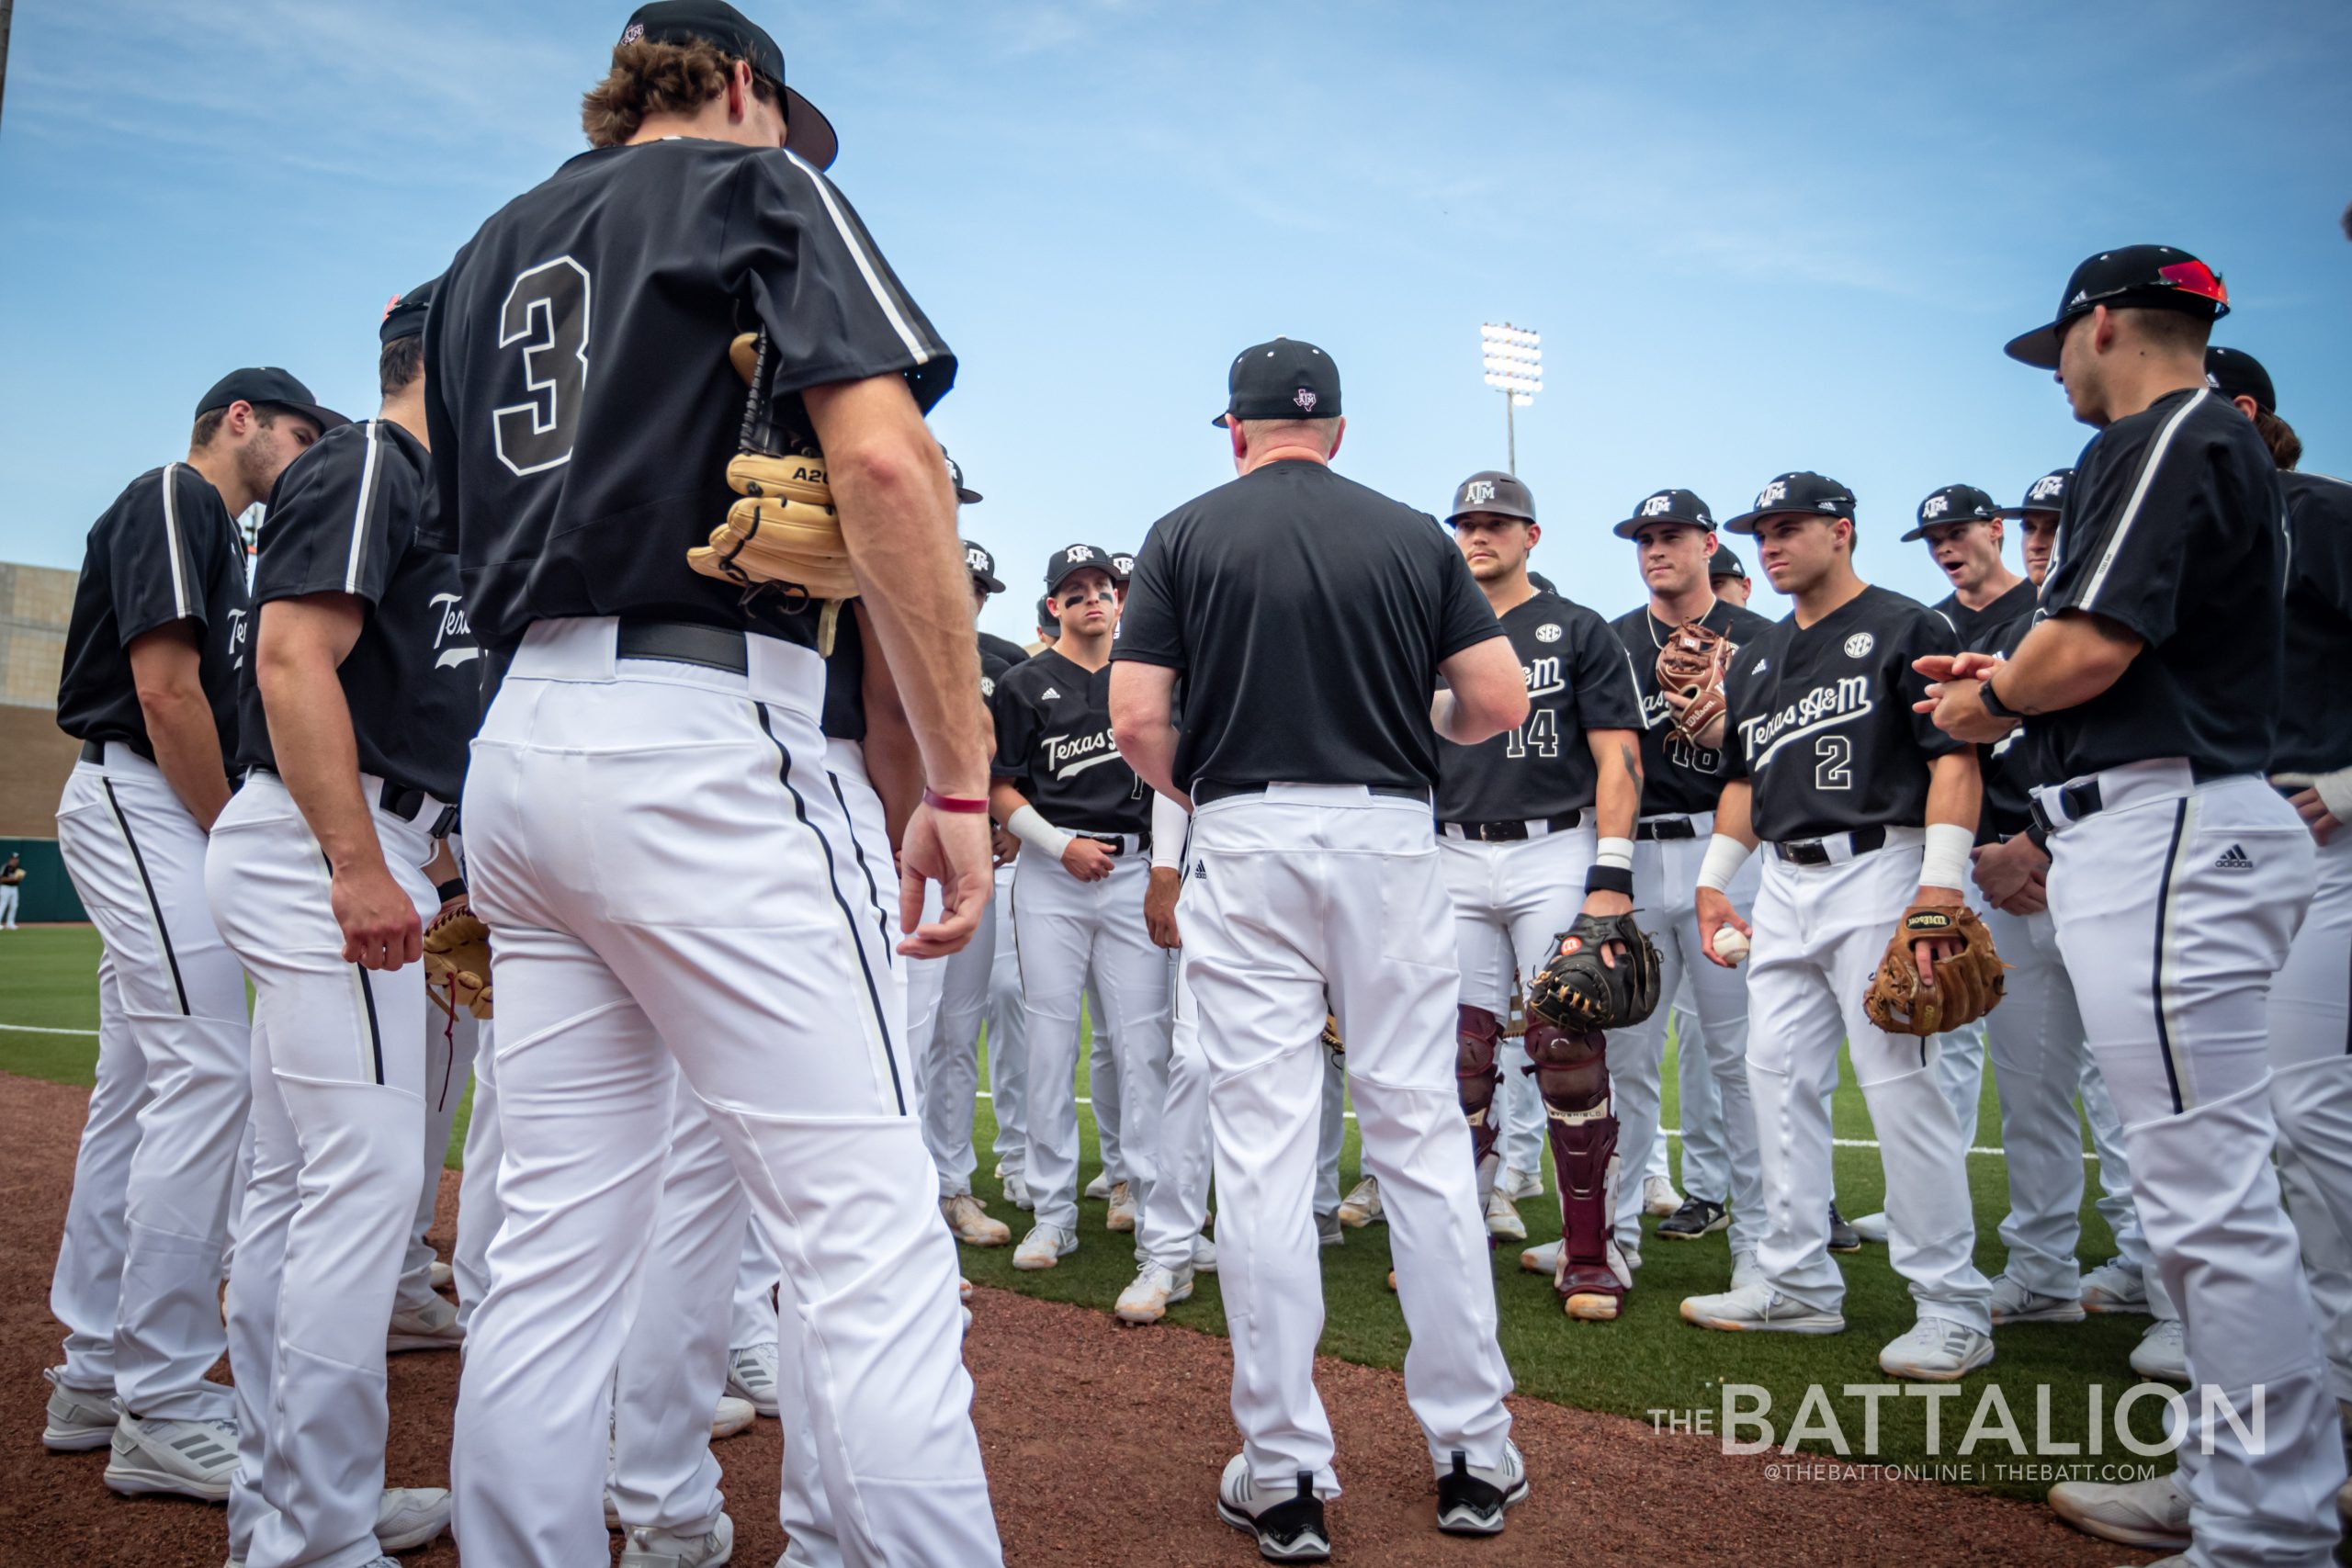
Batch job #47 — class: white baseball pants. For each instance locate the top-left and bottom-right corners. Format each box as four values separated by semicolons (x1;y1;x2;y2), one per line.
448;618;996;1568
397;1003;478;1314
1980;904;2096;1299
452;1016;498;1335
0;882;18;925
54;745;249;1420
2043;764;2338;1566
1091;982;1126;1182
909;874;995;1197
1668;993;1725;1200
1745;836;1992;1332
1142;962;1215;1272
1182;785;1513;1492
49;945;141;1395
2269;828;2352;1403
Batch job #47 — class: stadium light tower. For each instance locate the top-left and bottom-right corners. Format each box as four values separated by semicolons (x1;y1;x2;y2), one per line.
1480;321;1542;474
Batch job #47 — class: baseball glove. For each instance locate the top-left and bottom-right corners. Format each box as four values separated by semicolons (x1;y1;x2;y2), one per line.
1527;912;1662;1032
1656;620;1733;747
1862;902;2005;1037
422;907;493;1021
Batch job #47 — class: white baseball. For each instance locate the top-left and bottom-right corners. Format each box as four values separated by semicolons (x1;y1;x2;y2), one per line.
1713;927;1750;965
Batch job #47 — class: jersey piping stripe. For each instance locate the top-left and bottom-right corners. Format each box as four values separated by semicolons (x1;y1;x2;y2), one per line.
99;778;190;1016
2149;796;2192;1114
757;704;907;1115
2076;389;2210;614
343;420;383;594
160;463;192;620
825;771;897;954
789;155;931;366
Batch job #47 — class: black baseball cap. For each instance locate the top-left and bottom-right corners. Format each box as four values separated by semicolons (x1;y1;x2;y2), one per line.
1528;570;1559;595
1707;546;1748;582
962;539;1004;594
1613;487;1714;540
1901;483;2001;542
1995;468;2074;518
194;367;346;434
1109;551;1136;583
379;276;439;345
1213;338;1340;428
942;449;982;504
2204;346;2275;414
1045;544;1117;595
1445;470;1535;526
618;1;838;171
1721;472;1856;536
2004;244;2230;369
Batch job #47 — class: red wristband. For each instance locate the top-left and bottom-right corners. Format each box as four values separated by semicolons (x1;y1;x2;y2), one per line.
922;786;990;815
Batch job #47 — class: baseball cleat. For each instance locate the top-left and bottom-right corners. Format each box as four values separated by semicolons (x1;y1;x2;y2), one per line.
41;1366;119;1452
1192;1233;1218;1273
1105;1180;1138;1233
429;1259;454;1292
387;1294;464;1353
1849;1208;1890;1245
1679;1282;1845;1336
105;1414;239;1501
2129;1318;2188;1383
941;1192;1012;1247
725;1341;779;1416
1497;1166;1544;1202
1989;1273;2086;1325
1316;1210;1344;1248
1880;1317;1994;1381
958;1275;974;1303
1012;1224;1077;1269
1336;1176;1384;1227
1564;1288;1620;1322
1434;1441;1527;1535
1217;1455;1329;1562
1657;1197;1729;1240
1001;1171;1035;1211
1826;1204;1865;1252
2077;1259;2149;1314
1642;1175;1681;1218
1484;1189;1527;1242
375;1485;453;1551
1083;1169;1114;1201
1520;1238;1561;1275
710;1396;756;1441
1114;1262;1194;1325
618;1511;735;1568
1730;1249;1765;1290
2047;1472;2189;1550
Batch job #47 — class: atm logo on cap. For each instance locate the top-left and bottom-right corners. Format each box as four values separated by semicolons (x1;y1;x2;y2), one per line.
966;547;990;574
1922;495;1950;520
1464;479;1498;506
1295;389;1318;412
1757;480;1788;508
1641;493;1673;517
2030;475;2065;502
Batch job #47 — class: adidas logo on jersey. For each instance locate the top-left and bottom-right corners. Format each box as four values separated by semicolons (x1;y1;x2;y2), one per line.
1040;687;1060;700
2214;844;2254;871
1751;657;1769;674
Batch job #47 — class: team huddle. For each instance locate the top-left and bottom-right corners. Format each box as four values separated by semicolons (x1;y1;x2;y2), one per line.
31;3;2352;1566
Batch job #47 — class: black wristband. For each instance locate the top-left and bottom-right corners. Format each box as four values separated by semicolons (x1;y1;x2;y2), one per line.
1584;864;1634;897
435;877;469;904
1979;674;2022;722
2023;822;2050;854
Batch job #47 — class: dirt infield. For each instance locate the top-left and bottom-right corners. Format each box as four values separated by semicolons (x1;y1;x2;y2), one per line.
0;1071;2151;1564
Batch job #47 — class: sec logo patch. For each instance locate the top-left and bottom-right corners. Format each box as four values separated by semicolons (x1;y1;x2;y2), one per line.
1535;623;1563;643
1843;632;1875;660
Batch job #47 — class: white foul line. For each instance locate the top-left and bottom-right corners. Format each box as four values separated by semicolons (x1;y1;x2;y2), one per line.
0;1022;100;1036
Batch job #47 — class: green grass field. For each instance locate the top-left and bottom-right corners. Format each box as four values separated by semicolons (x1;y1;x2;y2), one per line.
1;923;2169;1501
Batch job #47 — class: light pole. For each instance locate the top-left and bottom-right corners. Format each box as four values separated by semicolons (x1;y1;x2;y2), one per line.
1480;321;1541;474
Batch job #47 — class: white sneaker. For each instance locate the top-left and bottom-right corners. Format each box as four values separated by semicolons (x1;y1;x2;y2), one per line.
1484;1189;1526;1242
105;1414;240;1501
1105;1181;1138;1233
1336;1176;1384;1227
41;1367;119;1451
2047;1472;2189;1550
1434;1440;1528;1535
1730;1250;1765;1291
1679;1282;1845;1336
1013;1224;1077;1270
725;1341;779;1416
429;1259;454;1292
1002;1171;1035;1211
1192;1234;1218;1273
1642;1175;1680;1217
710;1395;756;1441
1114;1263;1194;1325
1879;1317;1995;1382
2130;1318;2188;1383
2078;1259;2149;1314
387;1294;463;1352
942;1192;1012;1247
1989;1273;2086;1325
1497;1167;1544;1202
618;1511;735;1568
1520;1238;1561;1276
1083;1169;1114;1201
1849;1210;1890;1244
376;1485;453;1551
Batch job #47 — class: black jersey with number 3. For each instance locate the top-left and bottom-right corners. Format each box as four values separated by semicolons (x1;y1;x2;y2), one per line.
1434;590;1644;823
1611;597;1777;818
990;649;1148;835
1722;585;1962;843
423;138;955;652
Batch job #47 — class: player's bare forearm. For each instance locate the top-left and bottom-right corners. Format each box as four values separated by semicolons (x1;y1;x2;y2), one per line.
1109;662;1185;805
1589;728;1642;840
127;626;231;829
804;376;989;798
989;780;1033;824
255;597;382;876
854;604;922;851
1917;612;2143;741
1712;780;1758;849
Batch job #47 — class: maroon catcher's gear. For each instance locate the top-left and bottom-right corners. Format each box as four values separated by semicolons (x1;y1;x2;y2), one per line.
1525;1020;1629;1320
1456;1005;1504;1190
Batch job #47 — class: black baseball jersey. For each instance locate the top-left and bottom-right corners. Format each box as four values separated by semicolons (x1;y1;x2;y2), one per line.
1935;580;2039;838
2038;388;2283;780
1611;597;1777;817
1111;459;1501;794
233;421;475;802
422;139;954;653
990;649;1148;834
978;631;1029;671
822;618;1010;745
1723;585;1963;843
56;464;251;760
2277;471;2352;773
1435;591;1643;823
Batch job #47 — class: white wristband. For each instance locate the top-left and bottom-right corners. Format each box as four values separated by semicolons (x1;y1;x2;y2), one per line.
1006;804;1074;862
1594;836;1634;873
2312;767;2352;826
1921;821;1974;892
1149;790;1188;870
1694;833;1753;894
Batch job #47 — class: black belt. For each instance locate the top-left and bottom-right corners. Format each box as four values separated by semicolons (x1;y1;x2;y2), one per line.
2027;780;2103;839
242;764;459;837
1071;831;1147;857
616;619;752;674
1442;809;1583;842
1193;781;1431;807
79;737;155;764
1636;817;1699;841
1772;825;1887;866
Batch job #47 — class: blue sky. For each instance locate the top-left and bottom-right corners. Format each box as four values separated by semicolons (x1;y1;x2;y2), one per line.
4;1;2347;643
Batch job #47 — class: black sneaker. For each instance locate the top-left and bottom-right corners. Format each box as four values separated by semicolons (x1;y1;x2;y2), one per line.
1218;1458;1330;1562
1435;1444;1529;1536
1827;1204;1860;1254
1657;1197;1729;1241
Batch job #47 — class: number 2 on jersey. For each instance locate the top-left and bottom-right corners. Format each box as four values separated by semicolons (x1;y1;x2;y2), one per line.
1504;707;1559;760
494;257;592;477
1814;733;1852;791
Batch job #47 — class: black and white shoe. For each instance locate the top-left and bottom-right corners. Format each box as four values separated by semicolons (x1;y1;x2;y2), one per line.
1435;1442;1529;1536
1657;1197;1729;1241
1218;1456;1330;1562
1826;1204;1861;1254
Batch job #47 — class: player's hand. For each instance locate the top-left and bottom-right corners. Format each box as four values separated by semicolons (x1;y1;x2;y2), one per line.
1696;886;1749;968
899;801;991;959
1577;887;1633;968
2280;785;2340;846
1917;677;2017;744
1915;650;2004;685
2000;868;2049;917
1909;882;1965;987
333;860;422;971
1969;836;2046;909
1060;837;1116;883
1145;866;1182;949
991;824;1022;867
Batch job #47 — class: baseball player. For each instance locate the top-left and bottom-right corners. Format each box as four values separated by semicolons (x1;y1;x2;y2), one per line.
1605;490;1775;1279
1927;245;2339;1562
1111;338;1529;1553
47;366;339;1496
204;281;463;1565
1028;595;1059;656
1708;546;1755;608
989;545;1172;1273
390;998;472;1348
424;9;1001;1561
1430;468;1645;1320
1679;470;1996;1382
0;852;23;928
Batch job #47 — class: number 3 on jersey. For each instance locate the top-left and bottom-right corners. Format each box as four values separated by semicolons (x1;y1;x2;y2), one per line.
1814;733;1852;790
1503;707;1559;760
494;257;592;477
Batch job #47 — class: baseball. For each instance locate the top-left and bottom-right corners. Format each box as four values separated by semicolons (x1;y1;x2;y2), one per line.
1713;926;1750;965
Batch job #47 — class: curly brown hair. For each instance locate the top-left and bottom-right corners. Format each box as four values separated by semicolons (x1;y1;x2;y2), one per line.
581;38;776;149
